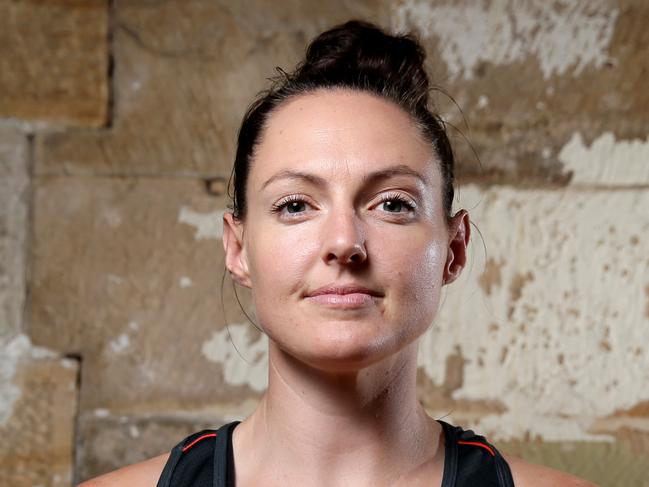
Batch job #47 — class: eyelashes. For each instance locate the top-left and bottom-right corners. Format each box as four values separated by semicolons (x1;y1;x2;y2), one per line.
271;194;308;215
270;192;417;217
377;192;417;213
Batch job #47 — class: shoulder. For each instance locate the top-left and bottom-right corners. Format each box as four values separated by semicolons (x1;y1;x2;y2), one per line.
503;453;598;487
76;452;170;487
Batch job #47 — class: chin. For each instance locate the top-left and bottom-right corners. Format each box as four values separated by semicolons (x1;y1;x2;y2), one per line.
276;327;409;373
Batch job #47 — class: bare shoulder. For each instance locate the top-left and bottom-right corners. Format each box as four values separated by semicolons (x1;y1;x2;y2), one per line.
76;452;170;487
504;453;599;487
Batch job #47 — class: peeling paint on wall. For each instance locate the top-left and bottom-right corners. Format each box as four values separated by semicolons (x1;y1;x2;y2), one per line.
108;333;130;354
475;412;613;443
105;321;141;355
201;323;268;392
100;208;122;228
392;0;618;79
418;185;649;441
105;274;124;286
93;408;110;418
178;207;225;240
559;132;649;186
179;276;193;288
0;334;58;424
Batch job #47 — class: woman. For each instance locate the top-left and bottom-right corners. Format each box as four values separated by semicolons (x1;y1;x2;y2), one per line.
81;20;595;487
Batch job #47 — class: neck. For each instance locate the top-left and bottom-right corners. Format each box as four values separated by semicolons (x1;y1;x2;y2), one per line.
234;340;443;486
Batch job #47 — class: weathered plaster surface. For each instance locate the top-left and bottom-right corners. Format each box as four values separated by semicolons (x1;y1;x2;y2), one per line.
179;276;193;288
30;177;248;410
178;206;225;240
108;333;130;354
419;185;649;441
392;0;618;79
559;132;649;186
0;129;28;340
0;333;57;424
201;323;268;392
75;412;242;482
0;346;78;487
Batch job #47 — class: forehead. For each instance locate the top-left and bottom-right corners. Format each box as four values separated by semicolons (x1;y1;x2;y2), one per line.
250;89;439;189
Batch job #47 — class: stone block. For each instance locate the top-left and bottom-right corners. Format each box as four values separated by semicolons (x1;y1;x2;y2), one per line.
0;334;77;487
35;0;386;176
0;0;108;127
0;129;28;340
29;176;258;412
418;185;649;442
75;411;239;481
391;0;649;185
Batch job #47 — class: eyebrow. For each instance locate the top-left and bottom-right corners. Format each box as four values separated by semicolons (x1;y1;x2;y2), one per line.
260;164;428;191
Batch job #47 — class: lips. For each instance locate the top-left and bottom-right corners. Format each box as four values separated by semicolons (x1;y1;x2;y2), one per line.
305;283;383;309
306;283;383;298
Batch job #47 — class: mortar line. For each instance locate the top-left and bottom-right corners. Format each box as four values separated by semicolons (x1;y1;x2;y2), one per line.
65;353;83;486
22;132;35;339
106;0;116;128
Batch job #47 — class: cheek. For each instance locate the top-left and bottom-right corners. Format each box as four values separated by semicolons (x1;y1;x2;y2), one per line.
378;222;446;276
246;224;318;297
384;232;447;317
415;238;446;284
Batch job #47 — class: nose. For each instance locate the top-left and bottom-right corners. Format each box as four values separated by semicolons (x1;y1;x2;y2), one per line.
322;209;367;265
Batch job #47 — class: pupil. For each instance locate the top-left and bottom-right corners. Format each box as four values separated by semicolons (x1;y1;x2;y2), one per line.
386;200;401;212
288;201;301;213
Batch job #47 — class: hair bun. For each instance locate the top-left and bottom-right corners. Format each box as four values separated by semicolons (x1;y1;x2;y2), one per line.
297;20;431;108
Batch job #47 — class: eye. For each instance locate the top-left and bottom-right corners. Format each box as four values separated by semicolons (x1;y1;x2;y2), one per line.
376;192;417;214
271;195;312;216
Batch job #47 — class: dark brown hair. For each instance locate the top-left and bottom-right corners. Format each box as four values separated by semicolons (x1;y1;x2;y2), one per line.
227;19;455;222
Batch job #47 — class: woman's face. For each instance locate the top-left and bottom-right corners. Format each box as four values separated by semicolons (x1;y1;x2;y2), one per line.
224;89;468;371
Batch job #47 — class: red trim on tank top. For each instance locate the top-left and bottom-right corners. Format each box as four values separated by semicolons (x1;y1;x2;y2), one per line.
457;440;495;457
182;433;217;452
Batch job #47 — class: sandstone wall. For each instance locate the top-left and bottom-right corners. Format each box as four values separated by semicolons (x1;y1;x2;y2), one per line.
1;1;647;485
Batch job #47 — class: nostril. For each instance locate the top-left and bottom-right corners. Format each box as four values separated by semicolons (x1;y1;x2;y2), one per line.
324;242;367;265
347;247;367;264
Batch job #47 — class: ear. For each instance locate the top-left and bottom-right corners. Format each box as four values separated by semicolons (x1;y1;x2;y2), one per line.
442;209;471;286
222;212;252;288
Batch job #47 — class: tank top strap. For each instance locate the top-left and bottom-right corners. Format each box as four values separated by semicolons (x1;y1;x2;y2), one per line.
156;421;240;487
213;421;240;487
437;420;515;487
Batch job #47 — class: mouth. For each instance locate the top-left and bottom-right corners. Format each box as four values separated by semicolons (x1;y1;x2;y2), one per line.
304;283;383;309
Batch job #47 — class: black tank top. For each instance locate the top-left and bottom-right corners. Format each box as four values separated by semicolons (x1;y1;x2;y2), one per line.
156;420;515;487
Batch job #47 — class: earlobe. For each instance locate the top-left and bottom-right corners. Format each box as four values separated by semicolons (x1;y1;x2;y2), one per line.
222;212;252;288
443;210;471;285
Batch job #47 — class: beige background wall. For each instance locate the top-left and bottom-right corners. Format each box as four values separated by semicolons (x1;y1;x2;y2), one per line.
1;1;648;486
